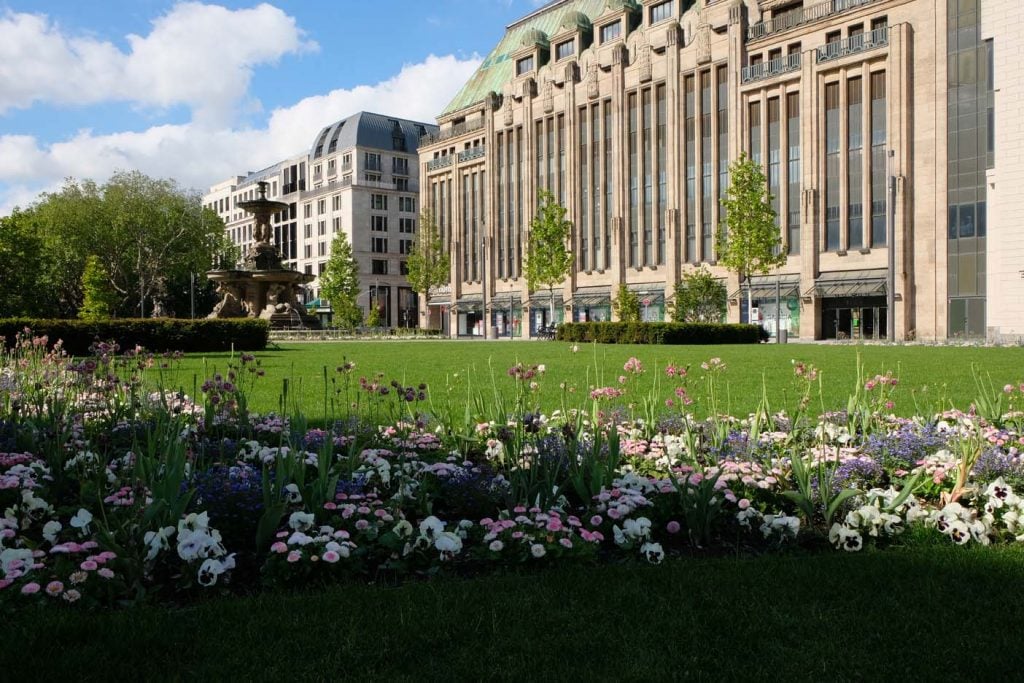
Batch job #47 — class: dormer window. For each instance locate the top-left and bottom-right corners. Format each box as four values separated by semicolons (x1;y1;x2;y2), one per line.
516;55;535;75
555;39;575;61
599;20;622;43
650;0;674;25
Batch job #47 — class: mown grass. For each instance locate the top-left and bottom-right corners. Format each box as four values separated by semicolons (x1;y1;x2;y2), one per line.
155;340;1024;421
5;539;1023;680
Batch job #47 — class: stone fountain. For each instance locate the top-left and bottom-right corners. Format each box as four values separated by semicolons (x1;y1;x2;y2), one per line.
206;181;319;328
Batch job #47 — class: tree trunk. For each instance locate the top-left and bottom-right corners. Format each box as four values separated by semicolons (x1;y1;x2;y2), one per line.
549;287;556;328
746;276;754;331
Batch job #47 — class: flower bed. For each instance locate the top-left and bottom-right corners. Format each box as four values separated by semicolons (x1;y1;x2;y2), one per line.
2;329;1024;608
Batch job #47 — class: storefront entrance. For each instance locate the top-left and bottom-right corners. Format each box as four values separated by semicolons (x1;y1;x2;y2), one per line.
821;297;887;340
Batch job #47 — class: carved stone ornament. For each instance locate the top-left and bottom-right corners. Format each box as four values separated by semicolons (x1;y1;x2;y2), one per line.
696;10;711;65
542;77;554;114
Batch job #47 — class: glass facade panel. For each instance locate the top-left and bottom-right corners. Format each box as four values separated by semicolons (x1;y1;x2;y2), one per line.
685;75;696;263
628;92;639;267
787;93;800;255
848;78;864;250
701;71;712;260
657;83;667;265
870;73;887;246
825;82;841;252
642;88;653;265
767;97;781;254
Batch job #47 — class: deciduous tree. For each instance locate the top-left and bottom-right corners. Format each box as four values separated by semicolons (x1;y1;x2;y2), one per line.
525;191;573;325
672;267;727;323
717;153;786;325
319;231;363;329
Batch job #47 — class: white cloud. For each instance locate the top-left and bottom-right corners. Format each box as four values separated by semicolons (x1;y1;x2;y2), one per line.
0;53;482;215
0;3;316;122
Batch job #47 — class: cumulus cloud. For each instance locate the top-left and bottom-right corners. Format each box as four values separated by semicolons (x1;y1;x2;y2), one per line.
0;3;316;122
0;53;481;215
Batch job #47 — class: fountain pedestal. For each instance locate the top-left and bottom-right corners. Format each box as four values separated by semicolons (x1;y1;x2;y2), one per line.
206;181;320;329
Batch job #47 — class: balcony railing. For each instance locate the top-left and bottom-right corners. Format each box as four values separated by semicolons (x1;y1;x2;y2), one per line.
364;158;382;172
420;119;486;146
816;25;888;63
741;53;802;84
747;0;879;41
427;156;453;172
457;146;486;163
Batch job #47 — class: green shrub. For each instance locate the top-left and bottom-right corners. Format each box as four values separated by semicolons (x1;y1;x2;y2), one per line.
555;322;763;345
0;318;269;355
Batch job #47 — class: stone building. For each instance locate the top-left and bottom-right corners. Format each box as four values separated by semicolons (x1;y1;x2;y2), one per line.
418;0;1018;341
204;111;437;328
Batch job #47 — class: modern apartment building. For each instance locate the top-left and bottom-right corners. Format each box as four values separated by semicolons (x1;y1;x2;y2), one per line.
204;111;437;327
418;0;1019;341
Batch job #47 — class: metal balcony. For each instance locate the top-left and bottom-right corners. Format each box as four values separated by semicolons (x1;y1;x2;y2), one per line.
816;26;888;63
747;0;880;41
741;53;802;84
457;146;486;163
427;156;453;172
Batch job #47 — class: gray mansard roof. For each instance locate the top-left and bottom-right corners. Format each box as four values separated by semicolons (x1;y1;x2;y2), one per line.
309;112;438;160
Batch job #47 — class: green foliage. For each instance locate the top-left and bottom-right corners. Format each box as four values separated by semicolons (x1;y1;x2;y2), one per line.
717;154;786;319
612;284;641;322
365;306;382;328
0;211;48;317
0;318;268;354
556;322;764;345
673;267;727;323
4;172;232;318
319;232;363;329
78;256;118;321
404;210;450;296
525;191;573;317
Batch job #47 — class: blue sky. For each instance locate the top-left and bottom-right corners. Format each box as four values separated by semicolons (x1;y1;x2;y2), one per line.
0;0;549;214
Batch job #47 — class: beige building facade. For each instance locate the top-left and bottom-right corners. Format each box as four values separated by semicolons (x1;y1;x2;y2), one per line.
419;0;1012;340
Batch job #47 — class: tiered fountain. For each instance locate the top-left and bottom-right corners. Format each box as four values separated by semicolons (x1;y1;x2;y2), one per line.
206;180;319;329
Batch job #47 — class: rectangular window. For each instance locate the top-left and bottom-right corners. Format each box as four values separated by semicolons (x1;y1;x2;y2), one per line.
318;241;326;257
516;55;534;75
332;217;340;233
656;83;667;265
318;220;326;236
701;70;712;261
768;97;781;255
556;40;575;61
787;93;801;255
392;157;409;175
371;259;388;275
364;153;381;171
870;72;887;246
304;244;312;259
317;199;326;215
303;203;312;219
685;74;696;263
642;87;653;266
399;261;409;275
749;101;762;164
399;217;416;233
371;237;388;253
717;65;729;253
603;99;613;269
399;239;414;255
304;223;312;239
371;194;387;210
399;196;416;212
847;77;864;250
578;107;589;271
371;215;388;232
650;0;674;24
332;194;341;211
628;91;638;267
825;82;841;251
600;21;621;43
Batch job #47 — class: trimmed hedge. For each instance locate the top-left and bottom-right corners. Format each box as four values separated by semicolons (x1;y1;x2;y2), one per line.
0;318;269;355
555;321;766;345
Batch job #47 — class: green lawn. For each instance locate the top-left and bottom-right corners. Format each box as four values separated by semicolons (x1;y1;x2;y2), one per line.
155;340;1024;421
5;541;1023;680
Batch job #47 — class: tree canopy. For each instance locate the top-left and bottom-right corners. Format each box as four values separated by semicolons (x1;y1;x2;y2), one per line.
672;267;727;323
525;190;573;320
0;171;232;318
717;154;785;322
404;210;450;296
319;231;363;329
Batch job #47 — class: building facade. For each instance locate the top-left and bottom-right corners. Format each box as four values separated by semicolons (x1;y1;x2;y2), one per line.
204;111;437;327
418;0;1018;341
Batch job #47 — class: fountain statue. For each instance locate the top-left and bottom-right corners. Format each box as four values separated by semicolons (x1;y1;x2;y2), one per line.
206;181;319;328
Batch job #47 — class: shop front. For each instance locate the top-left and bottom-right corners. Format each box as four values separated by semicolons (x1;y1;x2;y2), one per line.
454;295;484;337
731;274;801;338
489;293;523;338
630;285;666;322
528;293;564;336
809;270;888;340
571;287;612;323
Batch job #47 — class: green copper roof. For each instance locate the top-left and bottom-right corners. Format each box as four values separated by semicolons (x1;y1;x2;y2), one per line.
441;0;612;116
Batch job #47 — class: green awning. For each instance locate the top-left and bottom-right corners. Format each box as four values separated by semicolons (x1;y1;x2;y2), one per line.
729;274;801;300
807;269;888;298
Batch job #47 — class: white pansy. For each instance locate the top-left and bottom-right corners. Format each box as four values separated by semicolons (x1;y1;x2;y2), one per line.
434;531;463;557
286;531;314;546
530;543;546;558
42;520;62;544
283;483;302;503
69;508;93;534
418;516;445;539
392;520;413;538
288;511;315;531
640;542;665;564
143;526;175;561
